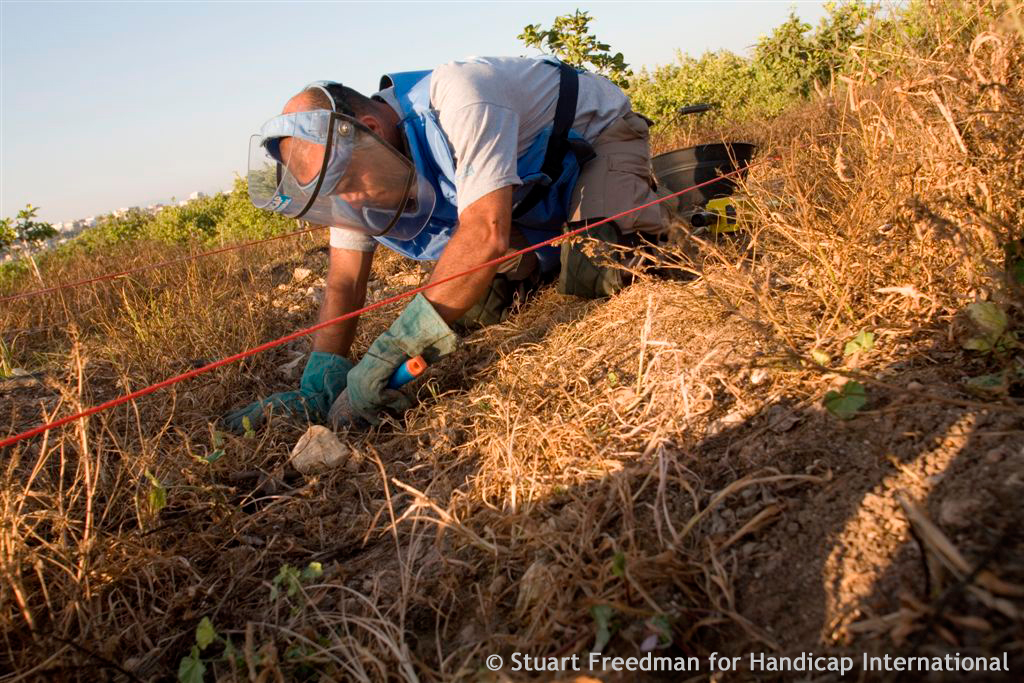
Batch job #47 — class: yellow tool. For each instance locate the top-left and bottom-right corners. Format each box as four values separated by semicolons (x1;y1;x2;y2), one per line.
689;196;751;235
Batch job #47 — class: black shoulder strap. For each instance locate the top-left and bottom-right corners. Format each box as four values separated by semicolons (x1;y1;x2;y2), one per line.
513;61;595;219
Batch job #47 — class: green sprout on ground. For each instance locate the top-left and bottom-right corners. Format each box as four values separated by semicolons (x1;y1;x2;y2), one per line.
144;470;166;515
810;349;831;366
206;430;225;464
241;415;256;439
590;604;617;653
178;617;237;683
824;380;867;419
270;562;324;601
962;302;1019;354
844;329;875;356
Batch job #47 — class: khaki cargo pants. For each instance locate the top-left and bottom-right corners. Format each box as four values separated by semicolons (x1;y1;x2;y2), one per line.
559;110;672;298
457;112;671;329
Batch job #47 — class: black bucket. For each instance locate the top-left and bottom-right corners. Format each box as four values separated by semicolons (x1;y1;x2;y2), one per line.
652;143;756;210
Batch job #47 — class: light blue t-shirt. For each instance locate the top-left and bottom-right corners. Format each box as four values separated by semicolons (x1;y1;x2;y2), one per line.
329;56;630;253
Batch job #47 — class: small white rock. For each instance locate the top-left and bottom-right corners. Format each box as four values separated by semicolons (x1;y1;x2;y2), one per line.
293;267;312;282
907;381;924;391
289;426;350;474
705;407;747;437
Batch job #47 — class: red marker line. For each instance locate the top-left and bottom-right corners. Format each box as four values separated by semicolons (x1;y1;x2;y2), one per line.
0;157;773;449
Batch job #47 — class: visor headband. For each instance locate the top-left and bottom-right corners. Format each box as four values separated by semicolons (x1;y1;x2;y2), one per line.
304;81;355;117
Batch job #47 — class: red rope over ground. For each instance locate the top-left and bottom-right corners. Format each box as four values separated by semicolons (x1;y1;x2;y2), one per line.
0;224;327;304
0;159;772;450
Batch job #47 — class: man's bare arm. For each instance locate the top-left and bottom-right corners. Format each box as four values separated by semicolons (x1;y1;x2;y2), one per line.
312;246;375;356
423;186;514;323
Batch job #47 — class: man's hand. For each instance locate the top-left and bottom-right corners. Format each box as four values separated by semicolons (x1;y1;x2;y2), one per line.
223;351;352;433
221;244;373;433
422;186;515;322
345;293;458;424
340;187;517;423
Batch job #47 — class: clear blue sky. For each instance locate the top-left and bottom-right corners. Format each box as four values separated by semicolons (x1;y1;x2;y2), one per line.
1;1;828;223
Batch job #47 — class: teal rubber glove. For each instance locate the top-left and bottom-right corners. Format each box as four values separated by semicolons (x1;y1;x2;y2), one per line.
347;293;458;424
223;351;353;433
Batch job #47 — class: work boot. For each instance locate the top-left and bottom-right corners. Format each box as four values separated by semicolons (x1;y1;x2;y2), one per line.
559;220;696;299
558;221;630;298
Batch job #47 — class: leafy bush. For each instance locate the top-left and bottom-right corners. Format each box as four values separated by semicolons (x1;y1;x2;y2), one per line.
0;259;31;292
78;208;156;250
628;50;789;125
519;9;632;87
149;194;229;245
627;1;881;124
216;176;294;243
69;177;293;255
1;204;58;252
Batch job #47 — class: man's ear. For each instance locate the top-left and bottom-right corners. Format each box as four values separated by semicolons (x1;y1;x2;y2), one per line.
358;109;402;151
358;115;383;135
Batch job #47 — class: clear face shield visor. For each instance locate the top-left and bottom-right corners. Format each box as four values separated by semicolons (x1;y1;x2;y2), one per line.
247;109;435;241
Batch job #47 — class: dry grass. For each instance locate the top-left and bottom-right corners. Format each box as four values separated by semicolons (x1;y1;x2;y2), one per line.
3;2;1024;680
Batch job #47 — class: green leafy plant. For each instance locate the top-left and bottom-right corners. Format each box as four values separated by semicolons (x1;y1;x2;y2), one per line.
965;360;1024;397
78;208;154;250
844;329;875;356
207;431;226;464
177;648;205;683
148;194;228;245
962;302;1019;353
0;218;15;250
628;1;879;124
964;372;1008;396
519;9;632;87
611;552;626;578
217;175;293;243
1005;239;1024;289
824;380;867;419
0;259;31;292
145;469;167;515
195;617;217;650
270;562;323;601
1;205;57;251
590;604;616;653
178;616;232;683
241;415;256;439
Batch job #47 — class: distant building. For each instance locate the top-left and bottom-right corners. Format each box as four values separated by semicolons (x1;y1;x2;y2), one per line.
188;191;207;201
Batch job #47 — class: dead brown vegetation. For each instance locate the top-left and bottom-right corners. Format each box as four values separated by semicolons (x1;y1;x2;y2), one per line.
3;2;1024;681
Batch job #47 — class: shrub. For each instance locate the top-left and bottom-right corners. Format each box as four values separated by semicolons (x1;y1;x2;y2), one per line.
148;194;230;245
215;176;294;243
628;1;880;125
78;208;156;250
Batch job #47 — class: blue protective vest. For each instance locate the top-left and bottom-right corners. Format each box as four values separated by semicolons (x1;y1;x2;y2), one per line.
375;57;586;272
